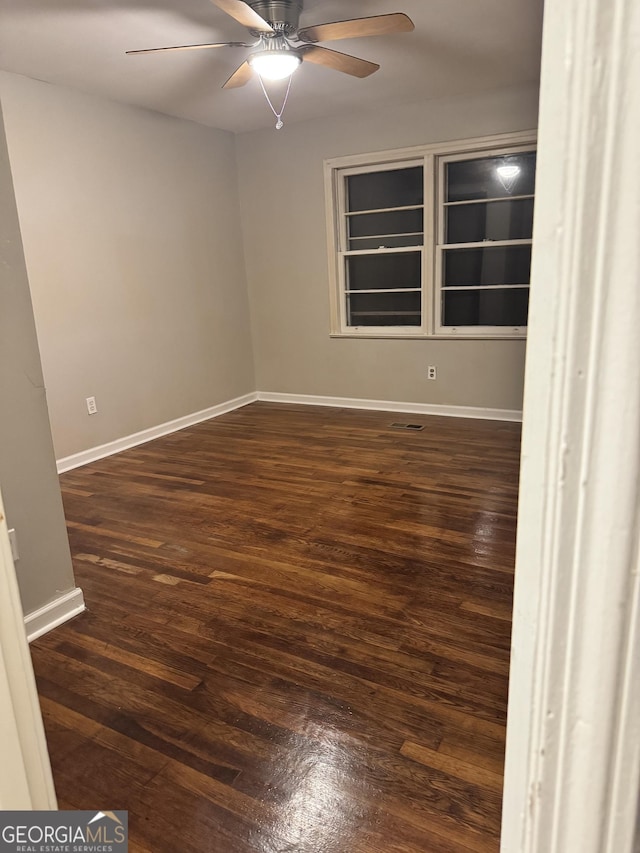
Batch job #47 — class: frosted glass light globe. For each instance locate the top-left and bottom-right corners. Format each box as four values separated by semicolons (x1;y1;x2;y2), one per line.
250;51;301;81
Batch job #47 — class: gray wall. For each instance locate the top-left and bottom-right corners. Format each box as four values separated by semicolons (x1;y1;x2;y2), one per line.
0;72;255;461
235;84;540;410
0;100;76;616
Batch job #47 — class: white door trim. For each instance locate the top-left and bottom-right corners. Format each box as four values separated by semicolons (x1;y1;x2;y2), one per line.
501;0;640;850
0;486;57;809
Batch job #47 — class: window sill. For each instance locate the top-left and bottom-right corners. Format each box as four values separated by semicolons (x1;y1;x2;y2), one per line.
329;332;528;341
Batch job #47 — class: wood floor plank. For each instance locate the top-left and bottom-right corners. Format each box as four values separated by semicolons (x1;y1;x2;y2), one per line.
400;740;504;793
32;402;520;852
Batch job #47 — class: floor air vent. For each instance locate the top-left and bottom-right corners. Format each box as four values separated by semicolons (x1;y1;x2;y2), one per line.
389;422;425;431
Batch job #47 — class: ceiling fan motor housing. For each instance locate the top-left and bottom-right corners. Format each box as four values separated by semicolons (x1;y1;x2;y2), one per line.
248;1;302;34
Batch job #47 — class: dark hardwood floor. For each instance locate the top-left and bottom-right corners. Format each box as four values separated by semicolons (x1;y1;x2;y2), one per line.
31;402;521;853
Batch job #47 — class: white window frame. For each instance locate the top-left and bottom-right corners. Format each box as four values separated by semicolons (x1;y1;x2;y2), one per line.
336;157;427;337
324;130;537;339
435;143;535;337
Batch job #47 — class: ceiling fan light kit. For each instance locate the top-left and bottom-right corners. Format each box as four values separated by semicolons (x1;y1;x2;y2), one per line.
249;50;301;81
127;0;415;130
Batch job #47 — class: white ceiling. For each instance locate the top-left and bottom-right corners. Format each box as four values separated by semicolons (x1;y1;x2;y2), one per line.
0;0;544;133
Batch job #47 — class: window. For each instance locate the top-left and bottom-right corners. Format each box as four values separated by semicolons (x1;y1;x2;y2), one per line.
344;164;424;328
325;132;537;338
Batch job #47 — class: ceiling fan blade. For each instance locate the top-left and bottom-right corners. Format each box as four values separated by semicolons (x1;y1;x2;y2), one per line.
300;45;379;78
210;0;274;33
126;42;251;55
223;60;254;88
298;13;414;44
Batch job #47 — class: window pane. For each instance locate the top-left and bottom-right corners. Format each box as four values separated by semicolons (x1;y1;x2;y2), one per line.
443;246;531;287
348;291;421;326
347;167;423;212
347;252;421;291
350;234;423;251
446;199;534;243
446;152;536;202
349;209;423;238
442;288;529;326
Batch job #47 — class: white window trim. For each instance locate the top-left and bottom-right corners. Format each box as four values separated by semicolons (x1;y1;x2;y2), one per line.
324;130;537;339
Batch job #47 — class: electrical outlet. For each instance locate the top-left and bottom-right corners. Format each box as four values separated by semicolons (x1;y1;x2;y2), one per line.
8;528;19;562
427;366;437;380
86;396;98;415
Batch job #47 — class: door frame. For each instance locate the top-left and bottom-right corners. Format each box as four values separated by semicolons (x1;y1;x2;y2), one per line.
0;486;57;809
501;0;640;849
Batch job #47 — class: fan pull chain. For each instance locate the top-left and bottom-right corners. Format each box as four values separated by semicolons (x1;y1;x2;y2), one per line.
258;73;293;130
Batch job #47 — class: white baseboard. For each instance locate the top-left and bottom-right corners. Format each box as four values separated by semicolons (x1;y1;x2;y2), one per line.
56;389;520;475
56;392;258;473
24;587;85;643
256;391;523;422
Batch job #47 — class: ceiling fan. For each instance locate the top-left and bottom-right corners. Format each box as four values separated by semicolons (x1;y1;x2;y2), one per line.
127;1;415;104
